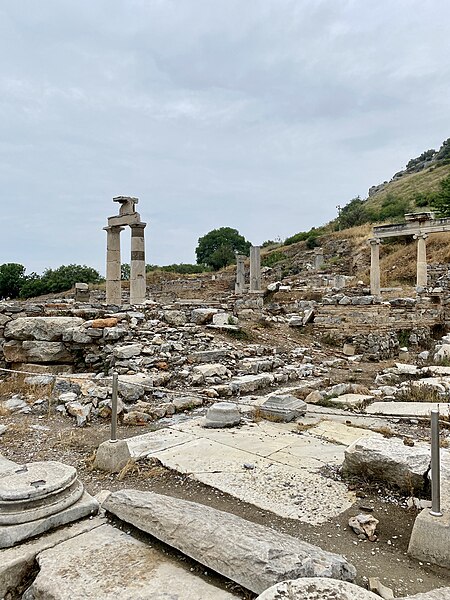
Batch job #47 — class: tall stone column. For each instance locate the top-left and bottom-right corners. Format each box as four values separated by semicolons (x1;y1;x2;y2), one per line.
249;246;261;292
130;222;147;305
314;247;324;270
235;254;246;294
368;237;381;297
104;226;124;305
414;232;428;289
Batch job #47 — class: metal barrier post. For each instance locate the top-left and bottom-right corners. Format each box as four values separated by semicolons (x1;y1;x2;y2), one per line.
430;409;443;517
110;372;118;443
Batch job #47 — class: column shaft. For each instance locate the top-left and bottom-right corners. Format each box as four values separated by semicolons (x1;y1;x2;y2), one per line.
369;238;381;297
249;246;261;292
235;255;246;294
415;233;428;289
130;223;147;305
105;226;124;305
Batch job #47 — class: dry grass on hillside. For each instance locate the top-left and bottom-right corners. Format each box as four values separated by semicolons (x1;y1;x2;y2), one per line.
367;163;450;210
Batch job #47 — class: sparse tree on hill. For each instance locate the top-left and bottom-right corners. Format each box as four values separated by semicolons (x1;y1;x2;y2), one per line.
431;175;450;217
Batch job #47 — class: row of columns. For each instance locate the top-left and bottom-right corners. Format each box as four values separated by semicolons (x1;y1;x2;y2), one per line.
369;233;428;296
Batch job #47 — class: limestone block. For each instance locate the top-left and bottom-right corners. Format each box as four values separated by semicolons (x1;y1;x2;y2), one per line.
172;396;203;411
113;343;142;359
260;394;307;422
190;308;218;324
103;490;357;594
343;436;430;493
4;317;84;341
162;310;187;326
4;341;73;363
94;440;131;473
22;524;238;600
256;578;379;599
204;402;241;428
193;363;229;378
0;491;98;548
0;517;105;600
90;318;118;328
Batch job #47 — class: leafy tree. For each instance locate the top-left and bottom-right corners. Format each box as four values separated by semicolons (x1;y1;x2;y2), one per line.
20;264;102;299
0;263;26;299
435;138;450;162
339;197;371;229
196;227;251;270
431;175;450;217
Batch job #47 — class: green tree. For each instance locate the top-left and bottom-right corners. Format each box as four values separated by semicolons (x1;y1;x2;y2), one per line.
431;175;450;217
20;264;102;299
339;197;371;229
121;264;130;280
196;227;251;270
0;263;26;299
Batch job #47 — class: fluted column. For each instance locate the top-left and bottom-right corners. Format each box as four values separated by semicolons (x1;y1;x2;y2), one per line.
104;226;124;305
130;222;147;305
414;232;428;289
235;254;246;294
368;237;381;297
249;246;261;292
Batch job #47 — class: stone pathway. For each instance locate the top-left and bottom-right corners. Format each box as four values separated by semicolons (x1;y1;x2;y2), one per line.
126;418;377;524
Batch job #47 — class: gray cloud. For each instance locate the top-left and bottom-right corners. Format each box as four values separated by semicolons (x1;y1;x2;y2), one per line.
1;0;449;274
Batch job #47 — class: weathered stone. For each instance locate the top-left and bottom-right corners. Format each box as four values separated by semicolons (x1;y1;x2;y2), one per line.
305;390;324;404
4;317;84;341
66;402;91;426
343;436;430;493
190;308;218;324
256;577;379;599
103;490;356;594
22;523;238;600
113;343;142;359
204;402;241;428
0;491;98;548
90;318;118;329
163;310;187;326
348;514;379;541
260;394;307;422
4;341;73;364
172;396;203;411
193;363;229;378
94;440;131;473
0;517;105;600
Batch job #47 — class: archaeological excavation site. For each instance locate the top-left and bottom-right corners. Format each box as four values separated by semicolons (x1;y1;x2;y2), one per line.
1;193;450;600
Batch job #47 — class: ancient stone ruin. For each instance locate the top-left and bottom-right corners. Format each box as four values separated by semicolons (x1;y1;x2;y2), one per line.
104;196;147;306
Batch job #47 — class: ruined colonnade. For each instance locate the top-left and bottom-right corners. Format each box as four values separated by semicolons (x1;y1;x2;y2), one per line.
104;197;147;306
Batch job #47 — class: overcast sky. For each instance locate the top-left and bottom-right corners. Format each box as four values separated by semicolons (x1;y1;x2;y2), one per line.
1;1;449;275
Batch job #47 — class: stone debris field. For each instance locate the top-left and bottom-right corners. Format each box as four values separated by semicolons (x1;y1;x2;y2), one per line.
2;223;450;598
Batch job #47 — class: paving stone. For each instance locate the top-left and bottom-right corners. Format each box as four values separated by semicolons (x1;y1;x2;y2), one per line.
255;577;379;599
22;523;238;599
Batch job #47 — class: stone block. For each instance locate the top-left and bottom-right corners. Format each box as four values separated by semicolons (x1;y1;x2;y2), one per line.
94;440;132;473
204;402;241;428
22;523;238;600
4;317;84;341
408;508;450;568
260;394;307;422
103;490;356;595
4;341;73;363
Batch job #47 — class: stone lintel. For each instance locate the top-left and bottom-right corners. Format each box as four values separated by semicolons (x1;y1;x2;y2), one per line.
107;213;142;227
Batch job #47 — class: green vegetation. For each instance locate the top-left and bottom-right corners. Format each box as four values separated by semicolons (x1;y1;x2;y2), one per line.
284;227;324;247
146;263;211;274
0;263;26;299
261;251;287;267
431;175;450;217
0;263;102;300
196;227;251;270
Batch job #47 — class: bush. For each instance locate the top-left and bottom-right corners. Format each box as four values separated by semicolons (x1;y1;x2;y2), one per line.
261;251;287;267
19;264;102;299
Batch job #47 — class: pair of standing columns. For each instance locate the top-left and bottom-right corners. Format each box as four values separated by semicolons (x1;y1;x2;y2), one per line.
235;246;262;294
105;223;147;305
369;233;428;296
